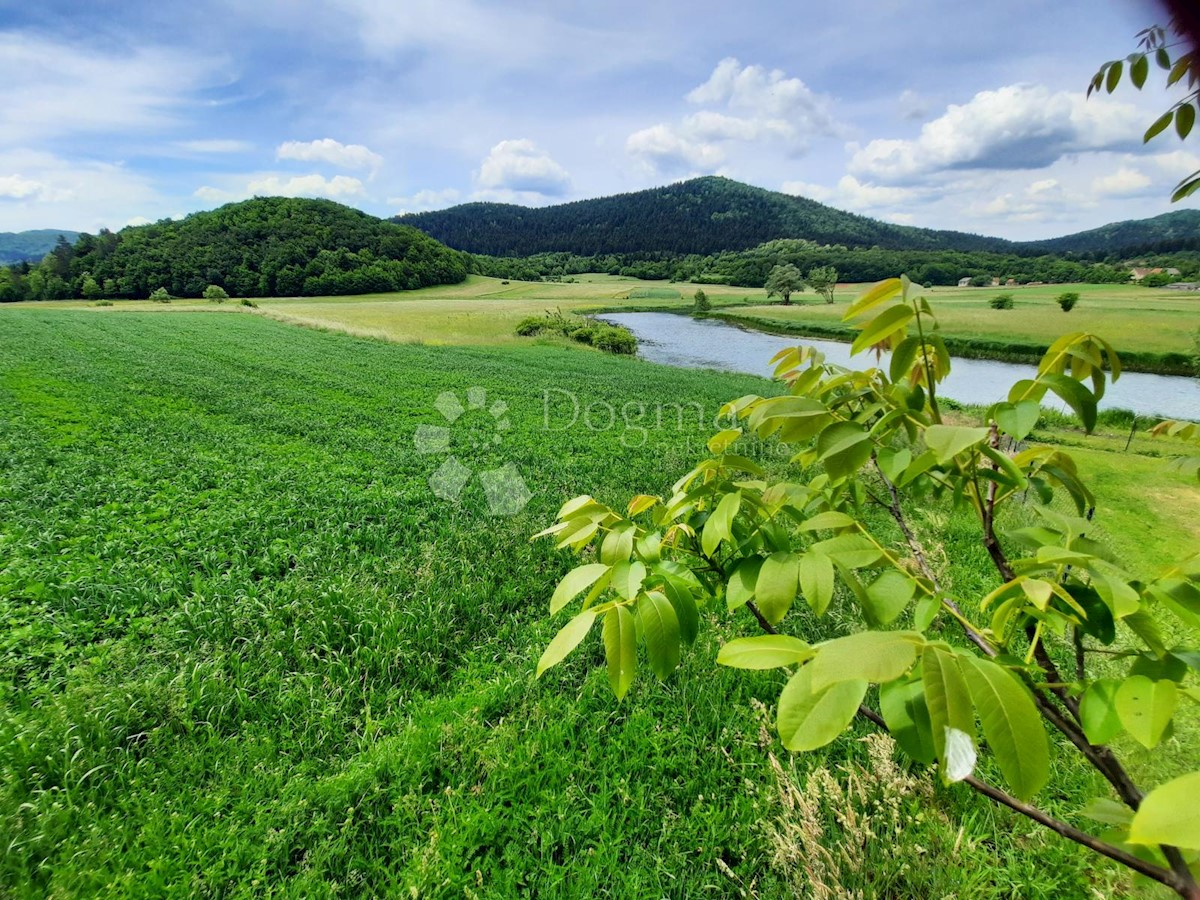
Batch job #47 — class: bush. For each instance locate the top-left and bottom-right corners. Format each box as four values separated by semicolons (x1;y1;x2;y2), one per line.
591;325;637;355
149;287;171;304
693;289;711;315
91;300;113;307
203;284;230;303
240;298;258;308
514;311;636;355
969;275;991;287
989;293;1014;310
1057;291;1080;312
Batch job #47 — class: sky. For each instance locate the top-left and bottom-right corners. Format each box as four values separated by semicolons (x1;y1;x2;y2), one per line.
0;0;1195;241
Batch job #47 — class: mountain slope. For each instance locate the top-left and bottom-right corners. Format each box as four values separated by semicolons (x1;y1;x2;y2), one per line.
1021;209;1200;255
0;229;81;265
65;197;468;299
395;176;1011;256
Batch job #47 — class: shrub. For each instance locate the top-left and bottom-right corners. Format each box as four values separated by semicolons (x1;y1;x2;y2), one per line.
513;311;636;355
1057;291;1080;312
149;287;171;304
590;325;637;355
203;284;230;303
989;293;1014;309
693;289;711;315
515;316;546;337
240;298;258;308
969;274;991;287
91;300;113;307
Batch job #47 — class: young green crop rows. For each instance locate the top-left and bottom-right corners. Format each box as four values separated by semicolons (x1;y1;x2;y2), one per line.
0;310;1170;897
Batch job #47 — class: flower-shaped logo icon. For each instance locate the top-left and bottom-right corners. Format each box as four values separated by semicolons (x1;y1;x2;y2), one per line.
414;387;532;516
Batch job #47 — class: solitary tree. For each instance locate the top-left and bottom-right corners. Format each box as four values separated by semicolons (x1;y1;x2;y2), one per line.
692;288;711;315
807;266;838;304
149;287;171;303
203;284;230;303
765;264;805;305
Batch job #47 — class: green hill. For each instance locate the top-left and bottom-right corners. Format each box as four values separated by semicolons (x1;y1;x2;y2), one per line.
47;198;469;300
0;229;80;265
395;176;1011;256
1021;209;1200;255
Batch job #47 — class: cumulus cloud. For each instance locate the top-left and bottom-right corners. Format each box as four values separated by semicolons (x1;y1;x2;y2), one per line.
389;188;462;213
0;174;46;200
475;139;570;196
849;85;1145;183
194;173;366;204
1092;166;1152;197
627;58;838;176
276;138;383;173
782;175;918;211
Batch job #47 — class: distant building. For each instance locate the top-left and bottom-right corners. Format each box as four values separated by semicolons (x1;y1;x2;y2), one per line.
957;277;972;287
1130;266;1177;281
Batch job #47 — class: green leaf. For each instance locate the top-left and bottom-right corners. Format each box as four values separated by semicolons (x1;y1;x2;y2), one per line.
1131;53;1149;88
864;570;916;626
599;524;635;565
707;428;742;454
639;591;681;680
880;680;936;764
1115;676;1177;749
660;579;699;646
798;551;835;616
1080;679;1122;745
1129;771;1200;850
536;610;597;677
1156;47;1171;70
810;631;923;691
960;656;1049;800
610;560;647;600
717;634;814;669
811;534;883;569
777;665;868;752
799;511;856;531
1145;110;1174;142
922;645;975;772
1177;102;1196;140
816;422;872;481
850;304;914;355
1039;373;1097;433
1105;59;1122;93
603;606;636;699
702;491;741;557
924;425;989;464
1079;797;1134;827
845;277;902;319
550;564;611;615
726;556;763;611
755;551;800;624
994;400;1041;441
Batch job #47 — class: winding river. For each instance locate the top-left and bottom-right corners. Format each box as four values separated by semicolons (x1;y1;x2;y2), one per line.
601;312;1200;420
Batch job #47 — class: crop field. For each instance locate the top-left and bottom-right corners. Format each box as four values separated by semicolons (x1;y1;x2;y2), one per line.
714;282;1200;373
1;308;1197;897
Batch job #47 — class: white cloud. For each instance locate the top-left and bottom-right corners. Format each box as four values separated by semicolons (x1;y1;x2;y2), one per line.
194;173;366;204
125;216;152;227
628;58;839;177
1092;166;1152;197
175;139;254;154
0;174;46;200
475;139;570;196
849;84;1146;183
276;138;383;173
897;89;930;122
0;33;221;148
389;188;462;213
782;175;917;211
1147;150;1200;178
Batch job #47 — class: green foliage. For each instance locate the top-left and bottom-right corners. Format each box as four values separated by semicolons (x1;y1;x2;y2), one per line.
626;286;679;299
765;263;805;305
1091;24;1200;201
533;274;1200;894
80;273;102;300
240;297;258;308
692;288;711;314
148;287;171;303
807;265;838;303
1057;291;1080;311
514;310;636;354
989;293;1014;310
203;284;230;302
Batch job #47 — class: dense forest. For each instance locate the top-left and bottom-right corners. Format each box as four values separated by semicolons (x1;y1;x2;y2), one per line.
0;229;80;265
473;239;1200;287
396;176;1014;256
0;198;468;301
1022;209;1200;255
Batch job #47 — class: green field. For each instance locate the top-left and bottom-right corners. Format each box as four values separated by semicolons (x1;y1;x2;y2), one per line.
1;306;1197;896
713;282;1200;374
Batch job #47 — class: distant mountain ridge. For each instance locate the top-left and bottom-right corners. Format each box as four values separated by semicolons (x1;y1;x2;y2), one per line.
0;229;81;264
395;177;1196;259
395;177;1011;256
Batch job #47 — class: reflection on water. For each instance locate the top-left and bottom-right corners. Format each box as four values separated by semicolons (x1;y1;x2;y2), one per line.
601;312;1200;420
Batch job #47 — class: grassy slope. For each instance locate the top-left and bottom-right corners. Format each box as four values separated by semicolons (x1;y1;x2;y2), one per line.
2;310;1177;897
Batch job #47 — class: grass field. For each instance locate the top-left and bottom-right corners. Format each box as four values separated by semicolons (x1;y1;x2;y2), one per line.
1;307;1197;896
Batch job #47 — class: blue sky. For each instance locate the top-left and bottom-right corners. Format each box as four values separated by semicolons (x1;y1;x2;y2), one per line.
0;0;1194;240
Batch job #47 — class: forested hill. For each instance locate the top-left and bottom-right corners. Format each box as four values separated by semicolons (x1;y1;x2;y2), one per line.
394;177;1012;256
6;198;469;300
0;229;80;265
1021;209;1200;255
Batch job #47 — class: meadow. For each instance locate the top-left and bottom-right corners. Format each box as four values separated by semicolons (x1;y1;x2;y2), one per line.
0;303;1197;897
